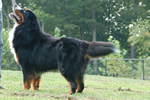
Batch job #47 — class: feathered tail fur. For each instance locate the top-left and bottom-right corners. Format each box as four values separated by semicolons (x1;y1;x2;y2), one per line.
81;41;119;58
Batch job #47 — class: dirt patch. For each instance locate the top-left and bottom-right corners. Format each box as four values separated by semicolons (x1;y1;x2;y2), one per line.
92;87;108;90
79;95;103;100
90;86;150;95
117;87;150;94
10;92;78;99
9;92;100;100
118;87;131;91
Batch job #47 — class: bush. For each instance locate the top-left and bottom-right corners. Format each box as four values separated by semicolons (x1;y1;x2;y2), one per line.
86;36;144;79
1;29;18;70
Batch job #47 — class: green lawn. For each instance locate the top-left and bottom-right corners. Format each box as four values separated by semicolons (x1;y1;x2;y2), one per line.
0;70;150;100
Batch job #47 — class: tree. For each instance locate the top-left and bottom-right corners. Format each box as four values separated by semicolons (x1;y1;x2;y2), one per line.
128;19;150;58
2;0;11;29
11;0;16;6
2;0;150;59
130;0;139;58
91;6;98;73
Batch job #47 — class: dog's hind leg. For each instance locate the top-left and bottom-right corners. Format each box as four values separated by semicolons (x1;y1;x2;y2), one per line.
32;76;41;90
65;78;77;94
58;67;77;94
76;57;89;93
57;46;84;94
68;79;77;94
76;76;84;93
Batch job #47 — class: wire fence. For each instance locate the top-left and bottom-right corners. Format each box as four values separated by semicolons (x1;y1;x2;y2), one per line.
88;58;150;80
2;58;150;80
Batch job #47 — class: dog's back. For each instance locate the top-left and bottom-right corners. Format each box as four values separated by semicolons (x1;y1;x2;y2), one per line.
9;4;118;94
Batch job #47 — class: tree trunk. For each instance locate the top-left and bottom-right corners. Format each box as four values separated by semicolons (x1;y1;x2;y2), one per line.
81;26;84;40
63;0;72;37
92;6;98;74
131;0;138;58
92;6;96;42
2;0;12;29
130;44;135;58
7;0;10;29
81;6;85;40
11;0;16;6
2;4;10;29
42;21;44;32
68;28;71;37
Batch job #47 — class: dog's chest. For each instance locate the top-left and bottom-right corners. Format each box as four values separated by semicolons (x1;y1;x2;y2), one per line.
8;24;18;62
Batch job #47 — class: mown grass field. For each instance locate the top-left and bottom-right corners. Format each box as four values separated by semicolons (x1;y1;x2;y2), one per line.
0;70;150;100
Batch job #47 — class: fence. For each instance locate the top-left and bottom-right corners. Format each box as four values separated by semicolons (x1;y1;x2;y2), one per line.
1;58;150;80
88;58;150;80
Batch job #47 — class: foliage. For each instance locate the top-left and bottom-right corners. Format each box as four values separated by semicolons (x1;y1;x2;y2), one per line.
0;0;146;57
86;36;127;77
100;36;133;78
54;27;66;37
128;19;150;58
2;0;150;78
1;29;18;70
86;36;144;79
99;36;143;79
86;64;95;75
2;0;150;58
27;1;50;23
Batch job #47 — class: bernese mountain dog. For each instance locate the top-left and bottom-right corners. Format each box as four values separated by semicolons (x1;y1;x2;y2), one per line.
9;4;118;94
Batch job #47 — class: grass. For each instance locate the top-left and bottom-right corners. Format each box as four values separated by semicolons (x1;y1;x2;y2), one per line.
0;70;150;100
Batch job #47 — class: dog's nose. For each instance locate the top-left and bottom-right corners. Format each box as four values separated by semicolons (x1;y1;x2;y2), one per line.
13;4;22;10
14;4;18;7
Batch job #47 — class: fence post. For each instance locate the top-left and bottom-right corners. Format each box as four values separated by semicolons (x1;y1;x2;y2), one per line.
142;60;144;80
105;59;107;76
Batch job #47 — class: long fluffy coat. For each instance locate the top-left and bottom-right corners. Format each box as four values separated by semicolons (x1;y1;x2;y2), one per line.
9;4;118;94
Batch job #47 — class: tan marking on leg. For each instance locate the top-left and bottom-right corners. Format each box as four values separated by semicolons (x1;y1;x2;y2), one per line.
76;79;84;93
68;97;72;100
24;79;32;90
24;75;34;90
58;68;72;94
32;77;41;90
76;79;81;93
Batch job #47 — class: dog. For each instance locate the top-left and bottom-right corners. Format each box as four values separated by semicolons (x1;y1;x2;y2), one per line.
9;4;118;94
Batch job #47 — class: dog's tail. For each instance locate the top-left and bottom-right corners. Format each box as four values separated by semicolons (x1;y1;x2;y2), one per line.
81;41;120;58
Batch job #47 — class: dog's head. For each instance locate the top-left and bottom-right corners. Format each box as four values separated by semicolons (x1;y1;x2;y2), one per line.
9;4;38;30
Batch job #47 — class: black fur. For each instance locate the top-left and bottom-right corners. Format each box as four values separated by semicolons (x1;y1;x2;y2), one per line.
9;5;116;94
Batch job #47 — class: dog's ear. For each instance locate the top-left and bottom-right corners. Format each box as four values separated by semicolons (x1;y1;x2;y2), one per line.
28;17;37;31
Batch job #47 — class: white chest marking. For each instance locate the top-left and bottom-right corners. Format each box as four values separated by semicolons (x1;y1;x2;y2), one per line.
8;24;18;62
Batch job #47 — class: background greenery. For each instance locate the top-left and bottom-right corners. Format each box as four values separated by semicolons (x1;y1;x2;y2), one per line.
1;0;150;78
2;0;150;58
